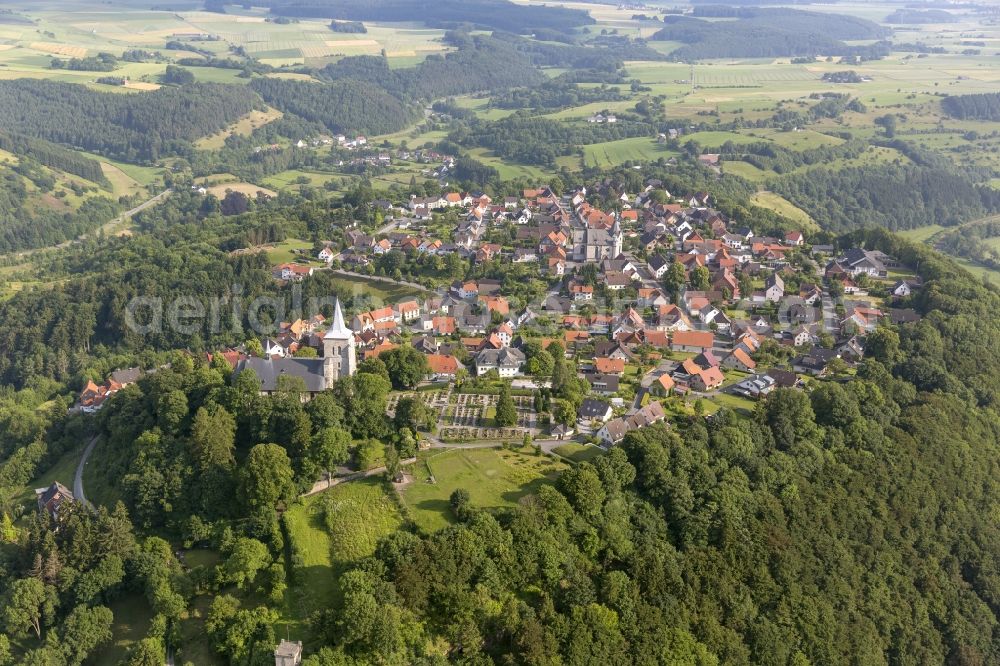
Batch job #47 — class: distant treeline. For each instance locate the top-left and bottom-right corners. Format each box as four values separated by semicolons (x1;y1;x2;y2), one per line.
328;20;366;33
267;0;595;32
719;137;871;175
317;35;544;100
0;80;258;162
770;164;999;232
497;32;667;67
885;9;956;24
941;93;1000;121
450;114;655;166
652;9;891;60
0;132;106;183
249;78;419;135
491;81;625;111
49;52;119;72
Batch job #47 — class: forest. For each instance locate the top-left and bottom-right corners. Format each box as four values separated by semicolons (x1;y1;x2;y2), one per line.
768;163;999;232
249;78;419;136
942;92;1000;122
317;35;544;100
490;81;625;112
884;8;956;24
0;168;119;253
0;80;259;162
266;0;595;33
651;9;891;59
0;132;106;184
451;115;657;166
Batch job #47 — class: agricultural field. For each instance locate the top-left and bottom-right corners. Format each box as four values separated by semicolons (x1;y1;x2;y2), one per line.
400;447;567;533
204;181;277;199
0;4;451;80
582;137;676;168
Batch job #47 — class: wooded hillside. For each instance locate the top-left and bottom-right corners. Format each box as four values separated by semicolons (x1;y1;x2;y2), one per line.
0;80;259;162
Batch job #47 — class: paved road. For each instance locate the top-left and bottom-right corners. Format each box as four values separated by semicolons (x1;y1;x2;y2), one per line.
74;436;99;509
118;188;172;224
6;189;172;262
326;268;429;293
301;457;418;497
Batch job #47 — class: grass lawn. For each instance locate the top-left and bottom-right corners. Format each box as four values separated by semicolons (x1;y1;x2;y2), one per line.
176;594;225;666
723;160;769;181
88;593;155;665
265;238;315;264
553;443;604;463
280;479;402;636
15;445;80;508
401;447;566;533
706;391;757;418
323;478;403;562
328;274;428;305
80;438;124;509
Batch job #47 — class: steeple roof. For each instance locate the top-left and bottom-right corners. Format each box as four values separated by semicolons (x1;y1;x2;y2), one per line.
324;299;352;340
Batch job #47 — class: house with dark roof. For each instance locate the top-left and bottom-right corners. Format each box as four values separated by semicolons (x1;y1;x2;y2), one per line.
35;482;74;520
792;348;841;376
474;347;525;377
578;398;614;423
584;373;620;395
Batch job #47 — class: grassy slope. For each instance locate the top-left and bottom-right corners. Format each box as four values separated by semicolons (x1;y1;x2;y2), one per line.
281;478;402;637
401;447;566;533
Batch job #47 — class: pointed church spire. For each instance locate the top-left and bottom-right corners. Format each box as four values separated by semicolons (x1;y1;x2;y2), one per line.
324;299;351;339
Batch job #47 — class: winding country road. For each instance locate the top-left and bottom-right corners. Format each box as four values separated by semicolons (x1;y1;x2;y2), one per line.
73;436;99;509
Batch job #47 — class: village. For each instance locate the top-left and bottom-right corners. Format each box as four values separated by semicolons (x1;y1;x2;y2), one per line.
82;179;922;451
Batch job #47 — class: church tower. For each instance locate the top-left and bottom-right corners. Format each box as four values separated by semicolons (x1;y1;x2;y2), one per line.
322;299;356;388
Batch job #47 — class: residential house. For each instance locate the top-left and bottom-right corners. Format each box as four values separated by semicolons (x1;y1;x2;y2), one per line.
594;357;626;375
426;354;461;380
273;263;314;282
838;248;890;278
784;231;804;246
764;273;784;302
584;373;620;395
597;418;630;446
474;347;525;377
35;482;75;520
732;374;776;399
690;366;724;391
570;284;594;301
653;373;675;397
722;348;757;373
578;398;614;424
648;254;671;279
395;300;421;323
792;349;841;376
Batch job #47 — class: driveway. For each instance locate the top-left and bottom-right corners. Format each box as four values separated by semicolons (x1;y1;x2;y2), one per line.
74;436;99;509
